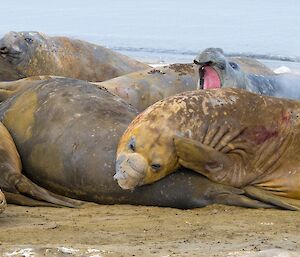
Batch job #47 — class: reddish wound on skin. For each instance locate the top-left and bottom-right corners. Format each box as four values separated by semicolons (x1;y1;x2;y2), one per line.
241;126;278;145
281;110;291;124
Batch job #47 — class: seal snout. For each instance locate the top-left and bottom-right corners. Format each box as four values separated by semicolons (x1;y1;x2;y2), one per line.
114;153;147;190
0;46;9;54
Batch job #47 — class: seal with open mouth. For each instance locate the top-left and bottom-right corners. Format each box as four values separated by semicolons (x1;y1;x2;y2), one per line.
115;88;300;210
194;48;300;99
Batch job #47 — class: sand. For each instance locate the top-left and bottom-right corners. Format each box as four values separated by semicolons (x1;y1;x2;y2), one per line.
0;203;299;257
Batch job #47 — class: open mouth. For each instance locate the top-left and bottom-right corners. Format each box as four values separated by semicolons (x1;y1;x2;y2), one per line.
198;65;221;90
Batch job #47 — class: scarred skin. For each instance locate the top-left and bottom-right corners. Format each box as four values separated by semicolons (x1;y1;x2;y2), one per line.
194;48;300;99
0;77;276;209
0;31;149;82
96;59;273;112
0;189;6;214
115;88;300;208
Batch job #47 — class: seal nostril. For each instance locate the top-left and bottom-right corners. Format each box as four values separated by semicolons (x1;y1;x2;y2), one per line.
0;47;9;54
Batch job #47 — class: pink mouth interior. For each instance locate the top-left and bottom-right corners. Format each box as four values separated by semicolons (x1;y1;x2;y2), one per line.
203;66;221;89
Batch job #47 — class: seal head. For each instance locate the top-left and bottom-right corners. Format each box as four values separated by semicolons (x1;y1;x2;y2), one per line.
194;48;248;90
114;108;181;190
0;31;45;65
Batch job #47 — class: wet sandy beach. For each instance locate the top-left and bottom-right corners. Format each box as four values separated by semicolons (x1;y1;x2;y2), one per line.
0;204;299;257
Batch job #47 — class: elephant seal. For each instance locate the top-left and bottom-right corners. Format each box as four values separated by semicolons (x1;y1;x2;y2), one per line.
0;31;149;81
96;64;198;111
194;48;300;99
115;88;300;210
97;59;273;112
0;77;278;209
0;189;6;214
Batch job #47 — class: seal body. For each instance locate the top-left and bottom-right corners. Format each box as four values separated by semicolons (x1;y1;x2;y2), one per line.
115;88;300;207
0;77;276;209
0;31;149;81
0;189;6;214
194;48;300;99
96;64;198;111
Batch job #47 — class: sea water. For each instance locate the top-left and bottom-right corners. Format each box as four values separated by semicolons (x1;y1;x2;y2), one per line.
1;0;300;71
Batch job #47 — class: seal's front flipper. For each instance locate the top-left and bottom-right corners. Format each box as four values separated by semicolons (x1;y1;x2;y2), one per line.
173;135;233;177
244;186;300;211
213;192;277;209
3;191;60;207
13;174;84;208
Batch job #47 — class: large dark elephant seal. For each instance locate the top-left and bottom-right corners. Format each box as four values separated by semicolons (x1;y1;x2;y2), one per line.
0;77;277;209
0;189;6;214
0;55;23;81
193;48;300;99
115;88;300;210
0;31;149;81
96;59;273;112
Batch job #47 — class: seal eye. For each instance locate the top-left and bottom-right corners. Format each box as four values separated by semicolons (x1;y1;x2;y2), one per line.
229;62;239;70
151;164;161;171
24;37;33;44
128;137;135;152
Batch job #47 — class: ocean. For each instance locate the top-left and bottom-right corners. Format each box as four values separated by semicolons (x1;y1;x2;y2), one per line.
1;0;300;71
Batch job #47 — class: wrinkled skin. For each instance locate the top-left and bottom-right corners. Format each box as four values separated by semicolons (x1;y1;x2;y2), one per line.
0;77;277;209
96;58;274;112
0;55;23;81
0;31;149;82
115;88;300;209
0;189;6;214
194;48;300;99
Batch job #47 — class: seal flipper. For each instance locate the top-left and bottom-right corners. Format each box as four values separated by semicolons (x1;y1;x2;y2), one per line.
213;193;277;209
244;186;300;211
197;178;278;209
11;173;84;208
3;191;61;207
174;135;234;178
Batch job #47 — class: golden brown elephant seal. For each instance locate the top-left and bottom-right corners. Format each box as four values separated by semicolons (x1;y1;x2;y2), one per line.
0;31;149;81
115;88;300;210
95;64;198;111
0;189;6;214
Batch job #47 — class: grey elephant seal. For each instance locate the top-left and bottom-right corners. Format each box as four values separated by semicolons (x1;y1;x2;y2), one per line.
0;31;149;81
0;77;276;209
115;88;300;210
194;48;300;99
